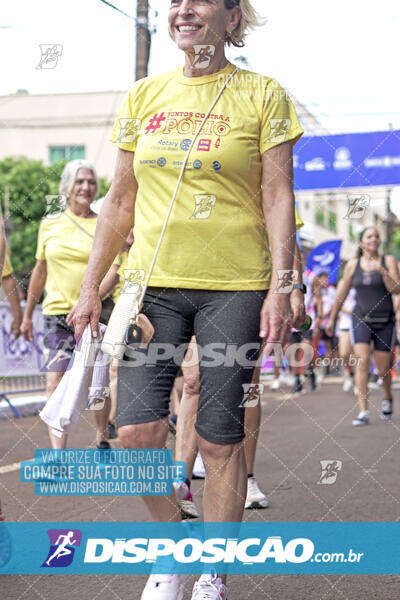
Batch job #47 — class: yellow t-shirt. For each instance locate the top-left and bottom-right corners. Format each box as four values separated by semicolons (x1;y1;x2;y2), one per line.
110;63;304;290
2;244;13;278
35;209;97;315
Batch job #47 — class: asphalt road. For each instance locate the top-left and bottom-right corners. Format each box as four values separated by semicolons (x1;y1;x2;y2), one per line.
0;376;399;599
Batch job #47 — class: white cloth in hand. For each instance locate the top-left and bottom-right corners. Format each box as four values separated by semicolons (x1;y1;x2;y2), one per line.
40;324;110;438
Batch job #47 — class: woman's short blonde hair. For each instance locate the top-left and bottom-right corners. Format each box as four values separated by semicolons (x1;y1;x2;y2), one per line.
225;0;266;48
59;159;99;199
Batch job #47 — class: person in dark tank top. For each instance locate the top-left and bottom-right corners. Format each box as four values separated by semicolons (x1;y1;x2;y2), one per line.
326;227;400;427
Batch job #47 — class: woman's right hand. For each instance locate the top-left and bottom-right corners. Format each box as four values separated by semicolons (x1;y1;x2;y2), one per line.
20;316;34;342
72;287;102;341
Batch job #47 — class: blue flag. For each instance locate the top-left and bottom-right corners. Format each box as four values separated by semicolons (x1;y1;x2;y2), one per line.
306;240;342;283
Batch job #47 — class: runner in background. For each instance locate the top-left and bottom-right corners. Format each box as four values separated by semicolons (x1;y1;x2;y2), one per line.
326;227;400;426
338;288;357;392
302;270;323;388
393;295;400;375
1;245;23;339
20;160;111;449
316;271;337;376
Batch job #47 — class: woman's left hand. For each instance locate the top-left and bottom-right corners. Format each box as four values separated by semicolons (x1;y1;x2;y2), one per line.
259;292;292;348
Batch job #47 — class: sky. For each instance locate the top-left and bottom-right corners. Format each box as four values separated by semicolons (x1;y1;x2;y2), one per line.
1;0;400;214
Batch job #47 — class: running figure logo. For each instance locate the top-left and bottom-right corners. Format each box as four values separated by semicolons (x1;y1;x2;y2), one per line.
123;269;146;285
192;45;215;69
42;529;82;567
240;384;264;408
44;194;67;219
36;44;63;69
317;460;343;485
116;118;141;144
190;195;217;220
344;194;370;220
87;386;110;410
41;334;75;373
274;270;299;294
267;119;291;144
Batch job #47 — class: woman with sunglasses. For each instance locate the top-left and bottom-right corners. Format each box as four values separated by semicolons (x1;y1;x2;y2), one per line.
73;1;304;598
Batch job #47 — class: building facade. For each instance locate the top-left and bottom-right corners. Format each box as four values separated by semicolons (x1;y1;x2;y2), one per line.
0;89;394;261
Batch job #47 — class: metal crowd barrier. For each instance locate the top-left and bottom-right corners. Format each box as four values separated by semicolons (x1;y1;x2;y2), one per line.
0;375;46;418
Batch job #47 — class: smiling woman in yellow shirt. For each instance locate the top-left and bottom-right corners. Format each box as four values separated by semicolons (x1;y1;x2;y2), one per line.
72;2;306;598
20;159;111;451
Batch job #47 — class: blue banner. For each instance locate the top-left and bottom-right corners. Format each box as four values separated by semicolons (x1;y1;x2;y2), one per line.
294;130;400;190
0;522;399;574
306;240;342;283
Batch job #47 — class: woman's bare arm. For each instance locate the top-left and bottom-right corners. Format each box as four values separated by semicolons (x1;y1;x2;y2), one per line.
74;149;137;338
1;274;23;337
380;255;400;295
260;140;296;344
20;260;47;341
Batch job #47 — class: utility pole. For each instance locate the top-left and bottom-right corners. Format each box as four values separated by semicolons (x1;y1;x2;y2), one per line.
135;0;151;81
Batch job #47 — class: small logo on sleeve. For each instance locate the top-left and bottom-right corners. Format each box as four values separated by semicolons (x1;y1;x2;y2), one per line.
116;118;142;143
267;118;291;143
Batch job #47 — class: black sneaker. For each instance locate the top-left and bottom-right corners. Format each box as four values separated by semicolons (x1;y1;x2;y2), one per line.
292;381;304;395
381;398;393;420
97;440;111;450
107;421;117;439
309;371;317;391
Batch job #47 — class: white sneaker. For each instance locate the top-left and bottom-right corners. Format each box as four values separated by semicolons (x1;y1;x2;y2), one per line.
342;375;353;392
191;573;227;599
192;452;206;479
352;414;369;427
245;477;269;509
173;481;199;519
141;574;187;600
270;378;280;390
280;371;295;386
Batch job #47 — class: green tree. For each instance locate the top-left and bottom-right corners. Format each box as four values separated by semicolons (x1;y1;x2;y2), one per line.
0;157;110;289
392;226;400;261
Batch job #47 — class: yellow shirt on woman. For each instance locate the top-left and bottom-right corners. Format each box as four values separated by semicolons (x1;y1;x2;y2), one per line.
110;63;303;290
35;209;97;314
